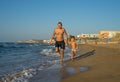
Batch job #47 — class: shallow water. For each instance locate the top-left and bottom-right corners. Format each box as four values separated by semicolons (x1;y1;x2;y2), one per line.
0;42;71;82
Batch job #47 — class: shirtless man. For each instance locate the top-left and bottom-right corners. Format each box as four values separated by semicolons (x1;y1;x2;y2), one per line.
50;22;68;63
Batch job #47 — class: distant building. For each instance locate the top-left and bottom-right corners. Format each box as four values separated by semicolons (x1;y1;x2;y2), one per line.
99;30;120;39
43;40;50;43
43;39;55;43
77;34;99;38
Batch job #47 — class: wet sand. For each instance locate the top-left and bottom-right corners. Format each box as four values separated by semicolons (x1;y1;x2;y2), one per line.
61;44;120;82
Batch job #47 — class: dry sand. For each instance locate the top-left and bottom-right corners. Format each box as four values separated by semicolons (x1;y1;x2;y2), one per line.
61;44;120;82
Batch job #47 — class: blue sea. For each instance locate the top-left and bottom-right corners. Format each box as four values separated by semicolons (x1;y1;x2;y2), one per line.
0;42;71;82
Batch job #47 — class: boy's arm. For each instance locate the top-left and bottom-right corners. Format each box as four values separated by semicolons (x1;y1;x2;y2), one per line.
76;42;78;49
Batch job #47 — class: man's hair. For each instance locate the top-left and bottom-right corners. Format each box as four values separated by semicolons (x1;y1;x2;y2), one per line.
58;22;62;26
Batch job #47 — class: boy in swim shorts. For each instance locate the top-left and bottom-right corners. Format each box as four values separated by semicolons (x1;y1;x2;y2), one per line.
69;36;78;60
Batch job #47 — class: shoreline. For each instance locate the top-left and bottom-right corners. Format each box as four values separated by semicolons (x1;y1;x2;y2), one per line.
1;43;120;82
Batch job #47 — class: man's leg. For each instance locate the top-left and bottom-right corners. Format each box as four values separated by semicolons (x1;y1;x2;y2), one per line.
59;41;65;63
55;47;60;55
60;49;64;63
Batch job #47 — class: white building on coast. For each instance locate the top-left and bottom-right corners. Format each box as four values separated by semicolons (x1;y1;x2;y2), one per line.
77;33;99;38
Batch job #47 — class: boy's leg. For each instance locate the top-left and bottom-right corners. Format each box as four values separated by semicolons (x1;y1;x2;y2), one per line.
73;51;76;57
71;51;74;60
71;51;76;60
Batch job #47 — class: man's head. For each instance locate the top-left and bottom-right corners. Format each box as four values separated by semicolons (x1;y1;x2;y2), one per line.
57;22;62;28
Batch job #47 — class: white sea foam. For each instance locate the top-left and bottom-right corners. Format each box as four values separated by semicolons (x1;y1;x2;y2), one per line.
0;63;52;82
40;46;71;57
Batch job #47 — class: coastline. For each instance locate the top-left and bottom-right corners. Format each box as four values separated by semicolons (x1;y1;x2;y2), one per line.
1;43;120;82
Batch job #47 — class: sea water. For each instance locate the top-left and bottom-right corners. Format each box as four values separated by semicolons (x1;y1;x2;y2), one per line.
0;42;71;82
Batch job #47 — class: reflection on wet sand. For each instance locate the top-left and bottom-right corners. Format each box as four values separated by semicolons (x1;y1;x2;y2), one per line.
60;63;89;79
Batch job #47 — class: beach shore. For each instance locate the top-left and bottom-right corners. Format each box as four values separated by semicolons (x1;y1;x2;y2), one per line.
61;44;120;82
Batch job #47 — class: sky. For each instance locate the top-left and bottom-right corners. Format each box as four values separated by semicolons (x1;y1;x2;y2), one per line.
0;0;120;42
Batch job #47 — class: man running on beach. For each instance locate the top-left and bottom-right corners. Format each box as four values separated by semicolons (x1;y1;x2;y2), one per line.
50;22;68;63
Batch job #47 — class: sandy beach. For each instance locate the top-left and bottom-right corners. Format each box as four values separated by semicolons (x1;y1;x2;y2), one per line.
61;44;120;82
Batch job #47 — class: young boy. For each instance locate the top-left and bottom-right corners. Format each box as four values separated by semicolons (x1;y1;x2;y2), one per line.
69;36;78;60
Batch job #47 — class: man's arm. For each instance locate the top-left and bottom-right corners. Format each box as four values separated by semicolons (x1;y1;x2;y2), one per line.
64;28;68;44
52;29;55;39
50;29;55;44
